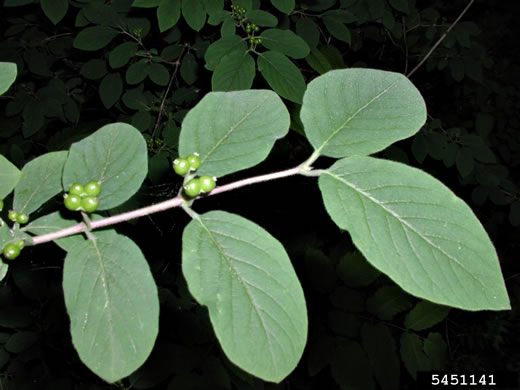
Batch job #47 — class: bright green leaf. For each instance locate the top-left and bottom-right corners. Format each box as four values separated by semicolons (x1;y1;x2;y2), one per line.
0;62;17;95
179;89;289;177
62;123;148;210
319;156;511;310
182;211;307;382
13;152;67;215
0;154;22;199
212;51;255;91
260;29;310;59
99;73;123;109
404;301;451;331
257;51;306;104
301;68;427;158
63;232;159;383
204;35;247;71
182;0;206;31
109;42;139;69
0;263;8;282
73;26;119;51
270;0;294;14
157;0;181;32
41;0;68;25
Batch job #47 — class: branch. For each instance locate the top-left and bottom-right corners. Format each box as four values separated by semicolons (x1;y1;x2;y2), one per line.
406;0;475;78
30;165;307;246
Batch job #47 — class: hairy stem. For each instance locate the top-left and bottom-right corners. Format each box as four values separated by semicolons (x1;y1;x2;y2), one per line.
30;163;312;246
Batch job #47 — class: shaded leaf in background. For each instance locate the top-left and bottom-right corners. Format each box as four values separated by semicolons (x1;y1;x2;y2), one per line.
73;26;119;51
157;0;181;32
41;0;68;24
0;154;22;199
295;17;320;49
62;123;148;210
99;73;123;109
260;29;310;59
149;63;170;86
336;251;380;287
331;340;376;390
257;51;306;104
179;89;290;177
404;301;451;331
180;52;198;85
13;152;68;215
182;0;206;31
109;42;139;69
319;156;510;310
366;286;414;320
271;0;294;14
423;333;447;370
400;333;432;379
182;211;307;382
63;231;159;383
212;51;255;91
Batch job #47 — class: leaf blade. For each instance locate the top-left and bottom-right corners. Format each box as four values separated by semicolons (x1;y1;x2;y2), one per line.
0;154;22;199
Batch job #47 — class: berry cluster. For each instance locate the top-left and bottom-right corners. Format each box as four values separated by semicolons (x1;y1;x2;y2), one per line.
173;153;201;176
64;181;102;213
231;4;247;21
246;23;260;33
146;137;164;151
172;153;217;198
2;240;24;261
8;210;29;225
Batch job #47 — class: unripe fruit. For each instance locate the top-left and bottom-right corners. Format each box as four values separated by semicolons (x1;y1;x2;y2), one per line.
187;153;201;170
15;240;24;249
184;179;201;198
16;213;29;225
173;158;190;176
199;175;216;193
85;181;102;197
64;194;82;211
8;211;17;222
3;243;20;261
81;196;99;213
69;183;85;196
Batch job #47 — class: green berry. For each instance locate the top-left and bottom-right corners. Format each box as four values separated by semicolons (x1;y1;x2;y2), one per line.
81;196;99;213
69;183;84;196
184;178;201;198
3;243;20;261
16;213;29;225
173;158;190;176
15;240;24;249
254;25;259;32
85;181;102;197
187;153;201;170
64;194;82;211
8;211;17;222
0;199;3;212
199;175;216;193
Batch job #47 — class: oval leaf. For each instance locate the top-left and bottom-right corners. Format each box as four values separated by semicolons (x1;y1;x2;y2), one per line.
204;35;247;71
63;232;159;383
99;73;123;109
270;0;294;14
319;156;510;310
0;154;22;199
13;151;68;215
73;26;119;51
182;211;307;382
301;68;427;157
157;0;181;32
260;29;310;59
179;89;290;177
404;301;450;331
62;123;148;210
41;0;68;24
182;0;206;31
0;62;17;95
212;51;255;92
257;51;306;104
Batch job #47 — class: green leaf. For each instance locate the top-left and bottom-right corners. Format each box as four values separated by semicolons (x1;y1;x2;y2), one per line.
400;333;431;380
295;18;320;49
301;68;427;158
62;123;148;210
0;62;17;95
203;0;224;15
455;147;474;177
247;10;277;27
322;17;351;44
73;26;119;51
0;154;22;199
182;211;307;382
361;323;400;390
260;29;310;59
388;0;409;13
157;0;181;32
132;0;161;7
305;49;332;75
13;152;68;215
212;51;255;91
63;232;159;383
109;42;138;69
404;301;450;331
0;263;8;282
40;0;68;24
148;63;170;86
182;0;206;31
423;333;447;370
319;156;511;310
83;2;120;27
257;51;306;104
337;251;380;287
179;89;290;177
126;59;150;84
80;59;108;80
179;52;198;85
204;35;247;71
331;340;375;390
99;73;123;109
270;0;294;14
366;286;414;320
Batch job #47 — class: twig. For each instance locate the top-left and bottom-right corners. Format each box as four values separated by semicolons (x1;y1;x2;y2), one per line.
407;0;475;78
402;16;409;75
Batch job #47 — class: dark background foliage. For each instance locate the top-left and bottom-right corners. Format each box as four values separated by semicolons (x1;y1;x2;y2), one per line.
0;0;519;388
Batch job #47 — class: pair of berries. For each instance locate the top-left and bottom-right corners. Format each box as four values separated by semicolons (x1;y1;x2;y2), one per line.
64;181;102;213
173;153;201;176
7;210;29;225
246;23;260;33
184;175;217;198
2;240;24;261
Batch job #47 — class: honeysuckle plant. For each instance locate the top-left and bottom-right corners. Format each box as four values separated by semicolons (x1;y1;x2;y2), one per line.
0;61;510;384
